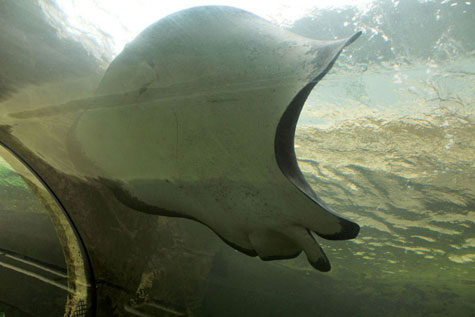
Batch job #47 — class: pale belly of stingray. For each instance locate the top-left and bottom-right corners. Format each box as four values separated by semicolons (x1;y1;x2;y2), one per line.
74;84;357;271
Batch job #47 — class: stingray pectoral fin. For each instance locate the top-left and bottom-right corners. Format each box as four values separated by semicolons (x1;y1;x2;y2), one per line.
275;31;362;242
315;208;360;240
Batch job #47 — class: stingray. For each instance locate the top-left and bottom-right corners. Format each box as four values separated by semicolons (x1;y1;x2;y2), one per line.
17;6;360;272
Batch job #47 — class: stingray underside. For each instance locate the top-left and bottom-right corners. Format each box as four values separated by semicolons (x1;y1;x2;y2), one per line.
73;6;362;271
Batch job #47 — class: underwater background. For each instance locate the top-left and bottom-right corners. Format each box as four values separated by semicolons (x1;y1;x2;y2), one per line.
0;0;473;316
291;1;474;315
